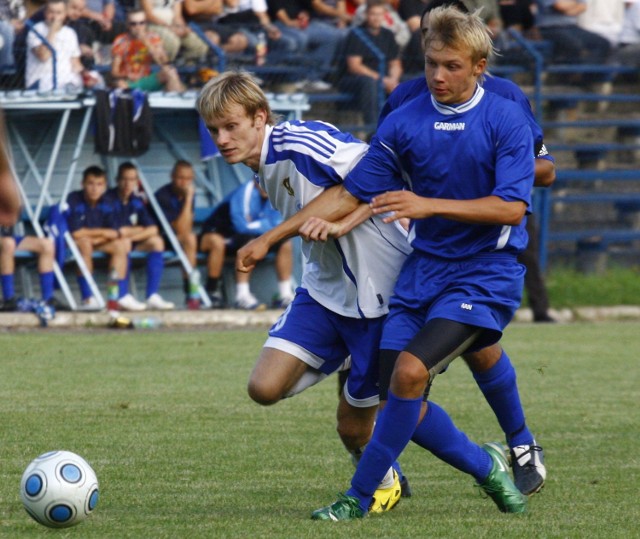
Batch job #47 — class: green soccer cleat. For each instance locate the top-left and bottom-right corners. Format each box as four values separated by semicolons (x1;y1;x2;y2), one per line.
478;442;527;514
311;493;365;521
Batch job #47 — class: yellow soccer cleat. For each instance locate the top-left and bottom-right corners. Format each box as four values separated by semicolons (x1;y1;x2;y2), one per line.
369;469;402;514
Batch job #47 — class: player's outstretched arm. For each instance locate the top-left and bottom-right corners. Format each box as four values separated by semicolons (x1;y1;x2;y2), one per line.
371;192;527;226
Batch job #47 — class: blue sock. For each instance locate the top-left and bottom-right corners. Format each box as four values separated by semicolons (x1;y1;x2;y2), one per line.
347;391;422;512
146;252;163;298
473;350;534;448
119;278;128;298
39;271;54;301
411;401;492;483
77;276;91;300
2;274;15;300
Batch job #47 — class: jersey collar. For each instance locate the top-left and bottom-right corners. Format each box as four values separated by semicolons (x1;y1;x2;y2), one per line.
430;84;485;116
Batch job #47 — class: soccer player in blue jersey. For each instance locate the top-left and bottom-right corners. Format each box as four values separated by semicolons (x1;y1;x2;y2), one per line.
364;0;551;496
196;70;413;513
104;162;174;310
66;165;143;310
310;6;533;519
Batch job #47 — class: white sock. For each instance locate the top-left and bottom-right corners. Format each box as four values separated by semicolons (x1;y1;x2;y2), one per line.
278;280;292;298
377;467;396;489
347;442;394;489
282;369;327;398
236;282;250;298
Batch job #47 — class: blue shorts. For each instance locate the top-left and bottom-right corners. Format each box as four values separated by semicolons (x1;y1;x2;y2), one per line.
381;252;525;353
265;288;384;408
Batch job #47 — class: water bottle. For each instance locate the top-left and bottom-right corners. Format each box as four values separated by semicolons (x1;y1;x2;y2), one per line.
133;317;161;329
255;31;267;66
107;268;119;311
187;269;201;310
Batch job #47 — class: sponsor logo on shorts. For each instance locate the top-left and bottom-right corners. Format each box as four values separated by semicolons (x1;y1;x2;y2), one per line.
460;303;473;310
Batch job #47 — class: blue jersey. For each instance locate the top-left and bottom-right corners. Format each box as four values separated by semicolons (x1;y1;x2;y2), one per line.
380;75;552;161
65;190;117;232
154;183;193;223
345;85;534;259
103;187;155;229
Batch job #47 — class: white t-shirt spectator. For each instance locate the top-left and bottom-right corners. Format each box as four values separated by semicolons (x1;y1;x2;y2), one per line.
26;21;82;91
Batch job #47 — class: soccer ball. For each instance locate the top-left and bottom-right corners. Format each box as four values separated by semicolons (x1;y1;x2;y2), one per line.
20;450;99;528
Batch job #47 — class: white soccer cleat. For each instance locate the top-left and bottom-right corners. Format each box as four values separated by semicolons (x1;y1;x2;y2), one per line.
146;293;175;310
79;296;101;311
117;293;147;312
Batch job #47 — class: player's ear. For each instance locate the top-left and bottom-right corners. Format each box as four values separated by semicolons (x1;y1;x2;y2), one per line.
474;58;487;78
253;109;268;128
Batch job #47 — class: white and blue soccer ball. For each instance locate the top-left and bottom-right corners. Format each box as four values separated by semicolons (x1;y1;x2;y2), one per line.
20;450;99;528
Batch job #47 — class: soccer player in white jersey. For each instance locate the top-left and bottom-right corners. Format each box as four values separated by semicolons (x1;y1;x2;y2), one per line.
311;6;533;519
196;71;413;513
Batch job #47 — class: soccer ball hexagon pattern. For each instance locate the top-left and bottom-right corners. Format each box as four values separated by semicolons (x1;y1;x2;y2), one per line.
20;450;99;528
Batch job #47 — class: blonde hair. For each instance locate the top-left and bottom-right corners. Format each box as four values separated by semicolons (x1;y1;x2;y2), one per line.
196;71;278;126
422;6;494;65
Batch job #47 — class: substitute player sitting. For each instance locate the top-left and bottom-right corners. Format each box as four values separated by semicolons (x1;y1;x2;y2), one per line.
104;162;174;310
196;71;413;513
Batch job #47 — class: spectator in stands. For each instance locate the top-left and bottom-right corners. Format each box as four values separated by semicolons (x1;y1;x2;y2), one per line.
615;1;640;67
577;0;626;48
104;162;175;311
201;178;294;310
498;0;539;37
339;0;402;137
25;0;84;91
196;0;292;60
111;8;185;92
182;0;250;57
64;0;110;87
351;0;411;49
397;0;428;33
0;225;56;311
66;0;125;66
536;0;611;66
139;0;209;63
0;0;26;68
154;159;225;309
269;0;345;91
66;0;98;66
66;165;146;311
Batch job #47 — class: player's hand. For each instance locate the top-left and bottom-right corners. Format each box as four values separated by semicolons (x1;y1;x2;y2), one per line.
370;191;432;223
299;216;342;242
236;236;269;273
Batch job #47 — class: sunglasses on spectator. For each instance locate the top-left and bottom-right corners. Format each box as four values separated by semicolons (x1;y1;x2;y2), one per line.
129;20;146;26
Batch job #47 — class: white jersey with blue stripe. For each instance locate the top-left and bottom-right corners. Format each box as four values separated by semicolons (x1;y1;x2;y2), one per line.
345;86;535;260
257;121;411;319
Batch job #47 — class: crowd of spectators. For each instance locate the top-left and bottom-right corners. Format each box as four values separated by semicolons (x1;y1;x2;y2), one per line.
1;0;638;95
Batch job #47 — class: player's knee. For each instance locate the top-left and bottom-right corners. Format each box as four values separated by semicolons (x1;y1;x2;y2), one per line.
247;379;282;406
392;354;430;395
41;237;55;257
336;421;371;450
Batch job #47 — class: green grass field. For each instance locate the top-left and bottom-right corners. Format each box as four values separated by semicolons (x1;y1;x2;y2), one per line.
0;322;638;538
